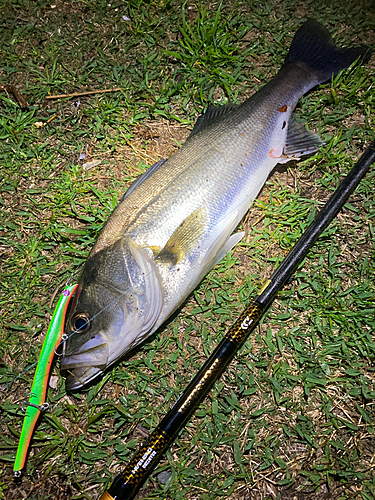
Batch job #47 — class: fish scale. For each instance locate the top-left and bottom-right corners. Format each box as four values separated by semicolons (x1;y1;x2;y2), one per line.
123;67;313;249
61;19;369;390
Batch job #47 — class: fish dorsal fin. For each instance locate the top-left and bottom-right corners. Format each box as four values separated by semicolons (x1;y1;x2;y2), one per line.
280;115;324;163
188;104;239;139
120;158;168;203
156;206;207;265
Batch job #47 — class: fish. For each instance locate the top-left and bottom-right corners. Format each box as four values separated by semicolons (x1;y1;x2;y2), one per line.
61;20;369;390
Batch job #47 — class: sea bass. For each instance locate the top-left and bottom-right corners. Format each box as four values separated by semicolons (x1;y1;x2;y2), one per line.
61;20;368;389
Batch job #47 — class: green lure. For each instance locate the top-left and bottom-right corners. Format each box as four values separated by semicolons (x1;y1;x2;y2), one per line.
13;284;78;476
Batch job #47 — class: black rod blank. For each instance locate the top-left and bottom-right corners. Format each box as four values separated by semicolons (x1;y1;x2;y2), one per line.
99;141;375;500
258;141;375;309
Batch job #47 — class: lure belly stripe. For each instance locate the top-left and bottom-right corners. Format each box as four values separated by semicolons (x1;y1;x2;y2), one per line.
13;284;78;476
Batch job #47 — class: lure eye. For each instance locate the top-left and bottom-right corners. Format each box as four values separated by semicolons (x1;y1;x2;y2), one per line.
71;312;91;333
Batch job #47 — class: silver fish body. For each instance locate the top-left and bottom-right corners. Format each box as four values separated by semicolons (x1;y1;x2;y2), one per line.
61;20;368;389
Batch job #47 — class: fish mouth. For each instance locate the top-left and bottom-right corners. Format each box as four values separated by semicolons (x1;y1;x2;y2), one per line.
63;366;105;390
61;331;109;390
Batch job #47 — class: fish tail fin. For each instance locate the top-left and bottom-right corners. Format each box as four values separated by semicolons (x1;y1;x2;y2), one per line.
284;19;371;84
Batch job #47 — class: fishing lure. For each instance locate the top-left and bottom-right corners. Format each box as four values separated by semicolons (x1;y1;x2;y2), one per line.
13;283;78;476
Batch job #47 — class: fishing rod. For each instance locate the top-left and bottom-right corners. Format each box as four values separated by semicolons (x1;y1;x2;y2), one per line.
99;141;375;500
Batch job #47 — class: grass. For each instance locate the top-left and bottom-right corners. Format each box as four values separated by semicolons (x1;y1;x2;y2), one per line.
0;0;375;499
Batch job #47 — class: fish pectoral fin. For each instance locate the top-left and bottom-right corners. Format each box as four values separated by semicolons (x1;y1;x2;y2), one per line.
280;115;324;163
157;206;207;265
201;210;243;275
150;245;162;256
188;103;239;138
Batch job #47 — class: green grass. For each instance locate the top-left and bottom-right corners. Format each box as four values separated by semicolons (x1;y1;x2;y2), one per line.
1;0;375;499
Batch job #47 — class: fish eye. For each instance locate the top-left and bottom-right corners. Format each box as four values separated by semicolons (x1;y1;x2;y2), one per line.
71;312;91;333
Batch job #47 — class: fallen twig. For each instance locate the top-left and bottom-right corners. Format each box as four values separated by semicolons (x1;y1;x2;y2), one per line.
0;84;28;108
45;88;123;99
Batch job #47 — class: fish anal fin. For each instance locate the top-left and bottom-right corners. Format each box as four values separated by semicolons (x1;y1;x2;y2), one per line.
281;115;324;162
157;206;207;265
